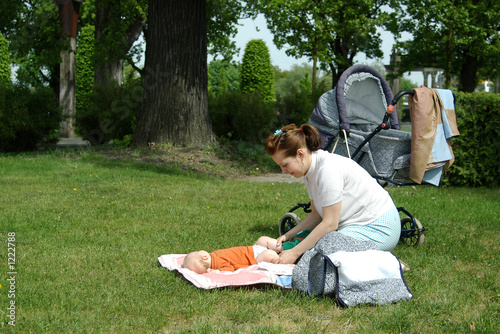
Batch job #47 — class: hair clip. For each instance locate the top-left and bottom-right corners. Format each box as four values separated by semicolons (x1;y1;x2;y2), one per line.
274;129;283;135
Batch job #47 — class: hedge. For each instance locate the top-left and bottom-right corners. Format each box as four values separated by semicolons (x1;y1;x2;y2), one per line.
0;83;61;152
442;92;500;187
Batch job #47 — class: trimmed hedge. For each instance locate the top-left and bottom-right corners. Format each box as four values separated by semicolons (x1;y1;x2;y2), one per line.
240;39;275;104
442;92;500;187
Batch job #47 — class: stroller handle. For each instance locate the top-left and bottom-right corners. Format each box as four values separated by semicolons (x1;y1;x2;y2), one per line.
387;89;416;114
383;89;415;129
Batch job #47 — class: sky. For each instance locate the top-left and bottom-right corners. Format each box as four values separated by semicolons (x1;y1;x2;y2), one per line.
225;14;425;86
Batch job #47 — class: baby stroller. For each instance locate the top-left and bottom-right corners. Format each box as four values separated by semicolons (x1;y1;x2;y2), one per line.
279;65;438;247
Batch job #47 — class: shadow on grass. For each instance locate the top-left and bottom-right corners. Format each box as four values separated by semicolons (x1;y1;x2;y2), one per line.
248;223;277;236
81;154;217;180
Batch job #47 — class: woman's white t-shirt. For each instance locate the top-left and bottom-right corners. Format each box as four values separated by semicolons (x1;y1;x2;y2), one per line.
303;150;395;228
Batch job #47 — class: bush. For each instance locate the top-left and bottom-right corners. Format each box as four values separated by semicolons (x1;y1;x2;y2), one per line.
275;85;315;126
240;39;275;104
209;90;277;143
208;60;240;96
0;83;61;152
442;92;500;187
76;78;142;145
275;74;330;126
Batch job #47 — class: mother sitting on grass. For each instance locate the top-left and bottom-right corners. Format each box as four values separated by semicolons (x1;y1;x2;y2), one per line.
265;124;401;264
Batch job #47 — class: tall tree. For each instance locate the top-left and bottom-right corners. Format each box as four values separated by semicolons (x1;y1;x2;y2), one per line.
93;0;147;86
133;0;246;147
248;0;399;87
132;0;215;147
396;0;500;92
2;0;65;90
2;0;83;137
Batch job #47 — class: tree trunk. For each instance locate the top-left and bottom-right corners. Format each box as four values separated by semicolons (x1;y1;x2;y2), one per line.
94;0;145;86
58;0;81;138
459;52;478;92
59;38;76;138
329;63;339;89
94;0;123;86
311;38;317;92
132;0;215;147
94;59;124;86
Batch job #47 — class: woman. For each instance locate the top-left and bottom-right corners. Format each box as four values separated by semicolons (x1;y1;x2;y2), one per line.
265;124;401;264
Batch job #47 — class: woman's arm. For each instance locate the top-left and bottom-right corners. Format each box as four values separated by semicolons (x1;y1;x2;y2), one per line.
277;201;342;264
276;201;322;247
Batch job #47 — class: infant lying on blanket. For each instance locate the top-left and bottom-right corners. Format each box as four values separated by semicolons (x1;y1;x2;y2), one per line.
183;231;310;274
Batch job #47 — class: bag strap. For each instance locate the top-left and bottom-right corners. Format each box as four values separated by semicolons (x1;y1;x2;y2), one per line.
331;129;351;159
318;259;327;295
333;259;347;308
323;256;348;308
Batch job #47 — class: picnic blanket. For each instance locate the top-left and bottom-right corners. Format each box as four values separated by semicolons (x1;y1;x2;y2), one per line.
158;254;294;289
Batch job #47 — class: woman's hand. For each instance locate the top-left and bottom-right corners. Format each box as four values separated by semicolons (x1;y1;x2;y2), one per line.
278;249;300;264
276;235;287;248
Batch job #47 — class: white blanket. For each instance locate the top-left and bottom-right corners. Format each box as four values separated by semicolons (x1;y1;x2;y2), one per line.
158;254;294;289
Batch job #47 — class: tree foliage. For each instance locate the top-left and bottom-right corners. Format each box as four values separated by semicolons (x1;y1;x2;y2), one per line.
2;0;65;89
91;0;147;85
207;0;248;61
240;39;275;103
248;0;399;86
274;63;331;99
0;0;24;35
274;64;331;126
208;60;240;95
396;0;500;92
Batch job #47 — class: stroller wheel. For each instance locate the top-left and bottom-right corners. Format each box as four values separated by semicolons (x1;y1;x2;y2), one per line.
279;213;301;236
400;217;425;247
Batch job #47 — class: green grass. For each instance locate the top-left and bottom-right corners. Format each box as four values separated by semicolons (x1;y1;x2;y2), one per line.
0;149;498;333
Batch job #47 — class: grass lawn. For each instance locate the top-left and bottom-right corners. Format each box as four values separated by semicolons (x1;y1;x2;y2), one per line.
0;147;498;333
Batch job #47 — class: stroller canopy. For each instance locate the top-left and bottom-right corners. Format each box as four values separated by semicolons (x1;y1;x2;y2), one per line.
310;65;399;148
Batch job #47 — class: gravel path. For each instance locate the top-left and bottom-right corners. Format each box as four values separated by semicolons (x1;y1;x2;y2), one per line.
237;173;303;183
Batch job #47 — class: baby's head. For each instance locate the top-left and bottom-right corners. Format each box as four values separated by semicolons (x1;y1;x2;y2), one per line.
183;250;211;274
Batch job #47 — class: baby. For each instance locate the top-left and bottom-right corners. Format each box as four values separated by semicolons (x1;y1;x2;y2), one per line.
183;231;311;274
